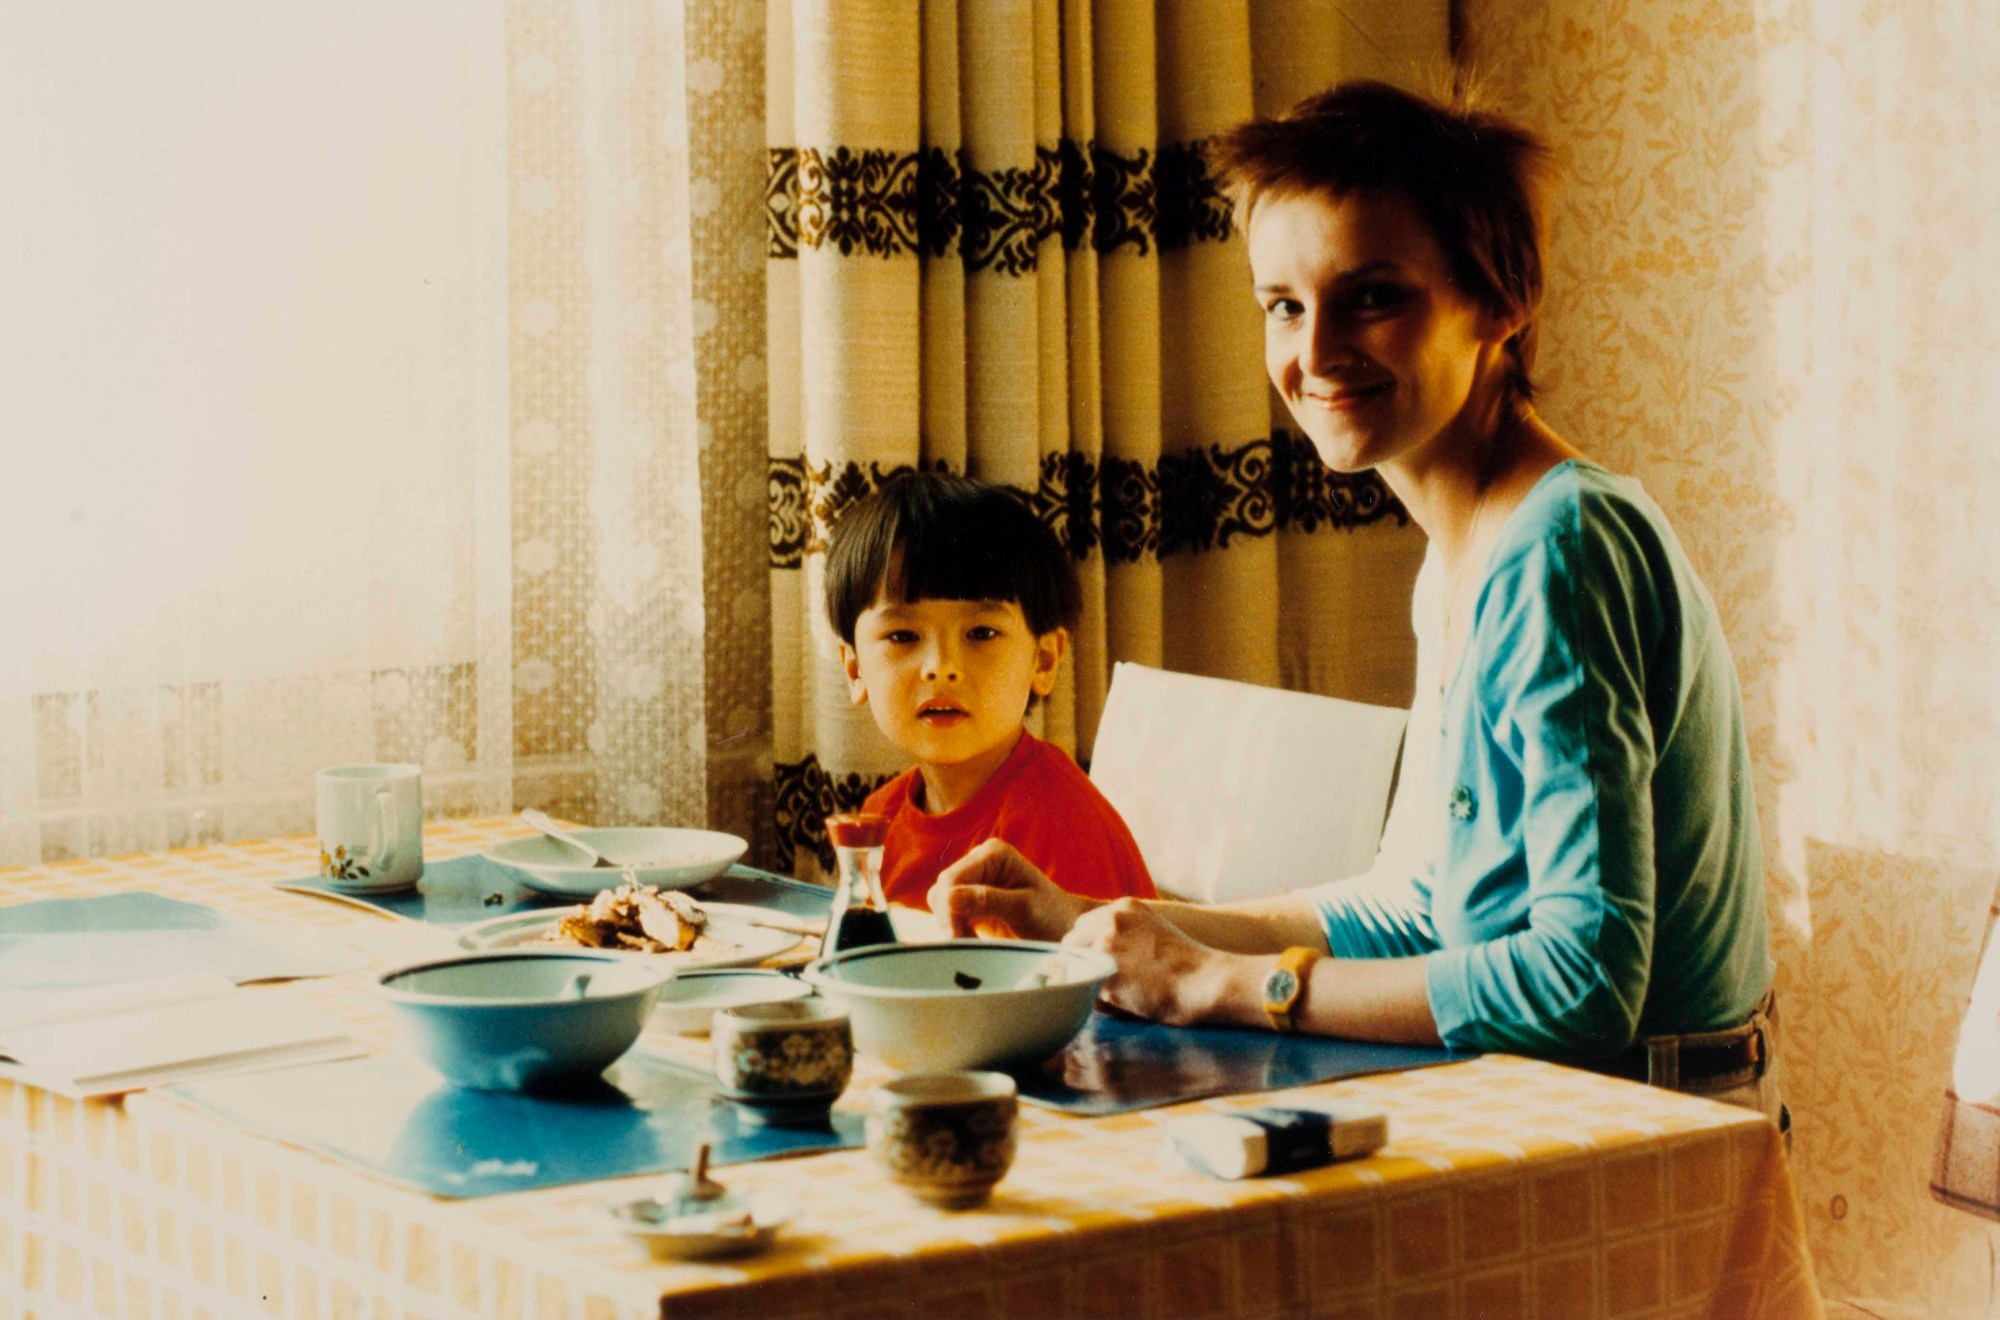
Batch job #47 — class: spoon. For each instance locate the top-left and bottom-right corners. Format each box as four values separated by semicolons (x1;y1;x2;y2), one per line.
519;809;615;867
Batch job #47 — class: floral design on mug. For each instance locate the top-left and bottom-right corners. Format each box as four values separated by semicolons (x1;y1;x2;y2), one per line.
720;1022;853;1096
872;1099;1017;1182
319;843;372;881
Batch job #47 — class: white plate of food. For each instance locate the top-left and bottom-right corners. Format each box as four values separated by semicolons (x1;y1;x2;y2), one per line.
457;884;803;970
483;827;748;897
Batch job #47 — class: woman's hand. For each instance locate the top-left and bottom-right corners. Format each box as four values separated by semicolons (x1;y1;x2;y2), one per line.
1061;899;1264;1027
928;838;1092;942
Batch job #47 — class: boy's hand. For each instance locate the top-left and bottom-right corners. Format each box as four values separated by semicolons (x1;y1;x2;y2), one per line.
1061;899;1263;1028
929;839;1090;942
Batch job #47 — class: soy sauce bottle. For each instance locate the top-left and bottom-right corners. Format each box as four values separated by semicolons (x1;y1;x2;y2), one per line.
820;812;897;956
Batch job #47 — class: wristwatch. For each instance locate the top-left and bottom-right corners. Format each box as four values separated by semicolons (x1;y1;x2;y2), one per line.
1262;946;1321;1033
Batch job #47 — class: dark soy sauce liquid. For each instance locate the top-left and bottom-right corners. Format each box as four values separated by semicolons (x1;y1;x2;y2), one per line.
820;833;897;960
823;903;897;957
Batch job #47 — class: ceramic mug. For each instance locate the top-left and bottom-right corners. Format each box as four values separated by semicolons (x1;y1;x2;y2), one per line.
711;999;853;1126
866;1070;1018;1209
316;763;423;892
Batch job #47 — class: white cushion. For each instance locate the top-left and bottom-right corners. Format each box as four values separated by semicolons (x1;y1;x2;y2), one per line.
1088;663;1409;905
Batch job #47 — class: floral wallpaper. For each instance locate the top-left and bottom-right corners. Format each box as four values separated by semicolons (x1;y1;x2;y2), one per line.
1466;1;2000;1313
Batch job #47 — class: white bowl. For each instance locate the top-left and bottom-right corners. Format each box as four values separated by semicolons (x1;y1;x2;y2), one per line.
377;952;670;1090
802;940;1113;1072
484;827;748;896
650;969;815;1035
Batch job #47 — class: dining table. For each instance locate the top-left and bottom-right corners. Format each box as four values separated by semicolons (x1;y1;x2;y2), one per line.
1;817;1823;1319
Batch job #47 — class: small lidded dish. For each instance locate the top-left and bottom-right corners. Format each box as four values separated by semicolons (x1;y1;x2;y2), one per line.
608;1144;797;1260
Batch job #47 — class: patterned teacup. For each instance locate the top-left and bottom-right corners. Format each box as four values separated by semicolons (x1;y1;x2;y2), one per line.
866;1071;1018;1209
711;999;853;1126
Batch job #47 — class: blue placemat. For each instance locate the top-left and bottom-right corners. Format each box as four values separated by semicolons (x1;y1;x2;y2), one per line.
1018;1010;1468;1116
277;854;548;924
278;857;834;927
168;1049;865;1198
0;892;365;990
0;892;226;933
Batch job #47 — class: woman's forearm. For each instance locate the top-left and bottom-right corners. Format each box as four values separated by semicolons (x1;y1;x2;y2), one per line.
1144;896;1440;1041
1196;947;1443;1045
1064;892;1443;1043
1143;894;1330;954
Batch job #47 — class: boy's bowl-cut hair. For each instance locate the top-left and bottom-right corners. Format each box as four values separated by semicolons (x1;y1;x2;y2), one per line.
824;471;1082;644
1207;78;1554;404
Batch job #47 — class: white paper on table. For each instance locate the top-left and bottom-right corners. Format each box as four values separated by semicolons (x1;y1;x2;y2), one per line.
1088;663;1409;906
0;980;361;1099
0;971;236;1034
0;925;368;991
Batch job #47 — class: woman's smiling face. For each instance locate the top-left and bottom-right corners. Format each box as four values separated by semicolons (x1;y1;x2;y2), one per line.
1248;187;1514;476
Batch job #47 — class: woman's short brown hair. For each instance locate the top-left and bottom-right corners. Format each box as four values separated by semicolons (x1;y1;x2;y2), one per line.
1209;79;1555;403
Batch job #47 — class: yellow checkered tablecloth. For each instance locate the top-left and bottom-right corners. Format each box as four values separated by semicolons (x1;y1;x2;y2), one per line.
1;820;1822;1319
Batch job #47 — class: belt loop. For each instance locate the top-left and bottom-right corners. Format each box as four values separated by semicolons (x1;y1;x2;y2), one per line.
1645;1036;1680;1090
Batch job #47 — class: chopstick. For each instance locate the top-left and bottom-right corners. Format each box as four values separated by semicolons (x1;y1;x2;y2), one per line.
734;910;825;937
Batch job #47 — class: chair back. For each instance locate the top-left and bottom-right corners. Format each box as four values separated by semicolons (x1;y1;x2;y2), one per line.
1087;662;1408;905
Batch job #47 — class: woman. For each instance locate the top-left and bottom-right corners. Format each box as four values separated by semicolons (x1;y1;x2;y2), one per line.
929;81;1782;1118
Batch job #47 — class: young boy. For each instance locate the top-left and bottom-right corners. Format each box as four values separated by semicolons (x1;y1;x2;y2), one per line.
824;471;1156;911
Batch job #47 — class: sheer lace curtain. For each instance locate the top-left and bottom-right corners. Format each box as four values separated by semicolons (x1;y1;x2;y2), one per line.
0;0;771;866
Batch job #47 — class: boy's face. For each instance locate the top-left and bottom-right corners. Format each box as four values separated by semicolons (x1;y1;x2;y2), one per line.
840;594;1066;786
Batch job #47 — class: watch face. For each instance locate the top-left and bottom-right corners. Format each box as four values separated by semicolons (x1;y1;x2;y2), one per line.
1264;968;1299;1006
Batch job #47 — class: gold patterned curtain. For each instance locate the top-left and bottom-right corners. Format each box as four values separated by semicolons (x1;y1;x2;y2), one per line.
763;0;1446;874
0;0;768;862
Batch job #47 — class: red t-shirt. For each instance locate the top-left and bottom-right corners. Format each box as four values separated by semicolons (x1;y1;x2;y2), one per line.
862;731;1158;911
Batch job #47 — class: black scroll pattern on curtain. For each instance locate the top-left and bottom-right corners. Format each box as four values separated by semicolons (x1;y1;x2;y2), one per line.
1271;432;1408;532
768;456;809;568
766;148;799;259
1159;440;1277;554
1035;450;1102;561
1098;456;1162;564
1090;146;1157;257
915;147;962;260
1058;138;1096;252
1033;145;1065;246
772;755;899;872
961;161;1044;276
796;147;921;256
767;457;948;568
1156;138;1235;252
766;137;1226;264
769;441;1403;570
